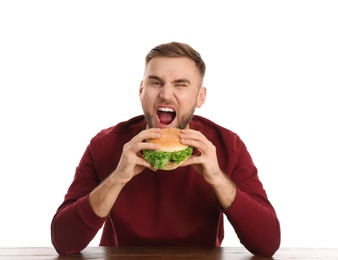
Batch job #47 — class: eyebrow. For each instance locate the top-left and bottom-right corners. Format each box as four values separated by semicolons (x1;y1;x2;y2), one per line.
147;75;191;85
148;75;162;81
172;79;191;85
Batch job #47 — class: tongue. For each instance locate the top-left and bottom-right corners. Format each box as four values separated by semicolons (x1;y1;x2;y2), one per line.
158;111;175;125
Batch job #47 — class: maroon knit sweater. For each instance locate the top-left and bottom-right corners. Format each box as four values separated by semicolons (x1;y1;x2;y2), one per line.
51;115;280;256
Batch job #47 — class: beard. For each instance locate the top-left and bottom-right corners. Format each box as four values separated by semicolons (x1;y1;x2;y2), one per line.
176;107;195;129
143;105;196;129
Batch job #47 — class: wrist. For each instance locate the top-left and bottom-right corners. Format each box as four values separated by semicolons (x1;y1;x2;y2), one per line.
209;172;237;209
108;170;132;187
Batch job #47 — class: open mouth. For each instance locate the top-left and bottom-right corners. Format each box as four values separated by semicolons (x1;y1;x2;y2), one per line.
157;106;176;125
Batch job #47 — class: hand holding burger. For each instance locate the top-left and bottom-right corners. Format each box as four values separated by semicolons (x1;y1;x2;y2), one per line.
143;128;193;170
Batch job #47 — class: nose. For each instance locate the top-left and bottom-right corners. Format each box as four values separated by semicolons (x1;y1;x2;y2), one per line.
159;83;174;100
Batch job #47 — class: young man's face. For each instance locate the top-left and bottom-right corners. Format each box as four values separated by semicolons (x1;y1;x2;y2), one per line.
139;57;206;129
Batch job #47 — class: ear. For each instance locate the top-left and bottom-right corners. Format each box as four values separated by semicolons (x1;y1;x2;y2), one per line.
196;86;206;108
139;80;144;97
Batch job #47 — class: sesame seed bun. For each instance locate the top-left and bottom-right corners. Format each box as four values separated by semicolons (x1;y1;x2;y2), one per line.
144;128;192;170
147;128;188;152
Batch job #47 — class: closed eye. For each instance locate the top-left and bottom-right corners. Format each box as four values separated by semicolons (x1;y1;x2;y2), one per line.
173;79;190;87
174;83;188;87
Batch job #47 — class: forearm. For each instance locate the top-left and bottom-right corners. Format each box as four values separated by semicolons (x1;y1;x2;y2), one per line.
89;172;126;217
208;171;280;257
51;196;106;255
209;171;237;210
52;172;127;254
224;190;281;257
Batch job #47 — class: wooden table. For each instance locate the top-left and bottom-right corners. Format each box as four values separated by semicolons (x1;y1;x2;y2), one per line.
0;247;337;259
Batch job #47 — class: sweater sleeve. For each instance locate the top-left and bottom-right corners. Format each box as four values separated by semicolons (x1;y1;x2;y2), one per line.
222;134;281;257
51;144;107;255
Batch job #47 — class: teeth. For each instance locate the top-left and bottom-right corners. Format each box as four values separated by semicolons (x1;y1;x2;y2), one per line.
158;107;174;112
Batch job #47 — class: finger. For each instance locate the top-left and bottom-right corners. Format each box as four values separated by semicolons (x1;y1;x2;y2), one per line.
128;128;161;145
136;142;159;152
139;128;162;141
124;129;161;153
181;130;214;152
181;155;200;166
135;155;158;171
180;129;206;144
180;136;210;154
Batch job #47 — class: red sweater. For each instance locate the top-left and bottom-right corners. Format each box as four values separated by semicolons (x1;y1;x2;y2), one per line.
51;115;280;256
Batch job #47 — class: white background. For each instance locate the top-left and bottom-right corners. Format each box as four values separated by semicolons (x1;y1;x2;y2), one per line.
1;0;337;248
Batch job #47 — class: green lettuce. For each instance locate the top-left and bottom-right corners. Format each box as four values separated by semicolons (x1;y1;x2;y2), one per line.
143;146;193;170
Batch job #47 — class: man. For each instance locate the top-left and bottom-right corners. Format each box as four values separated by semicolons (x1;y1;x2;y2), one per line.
51;42;280;257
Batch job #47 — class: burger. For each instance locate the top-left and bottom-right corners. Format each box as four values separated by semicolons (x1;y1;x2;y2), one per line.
143;128;193;170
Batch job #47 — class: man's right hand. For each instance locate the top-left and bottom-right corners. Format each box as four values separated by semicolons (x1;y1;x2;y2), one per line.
88;128;160;218
113;128;161;184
